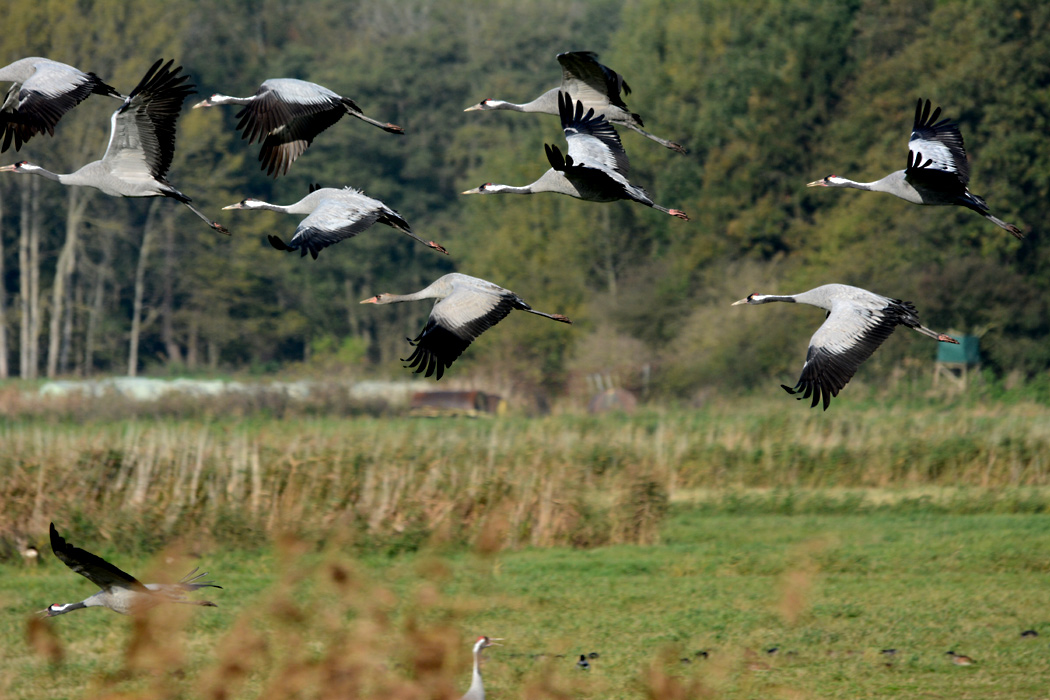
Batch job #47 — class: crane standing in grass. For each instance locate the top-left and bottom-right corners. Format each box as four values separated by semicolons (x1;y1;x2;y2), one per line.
732;284;958;410
808;99;1022;238
461;636;501;700
0;59;229;234
43;523;221;617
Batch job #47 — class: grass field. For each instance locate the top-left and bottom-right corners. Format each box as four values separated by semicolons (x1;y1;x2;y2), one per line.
2;395;1049;698
2;510;1048;699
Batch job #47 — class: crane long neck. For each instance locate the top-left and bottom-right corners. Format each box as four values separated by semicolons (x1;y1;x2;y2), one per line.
485;97;549;113
466;647;485;699
210;94;253;106
378;287;441;305
486;183;536;195
829;177;880;191
20;166;69;184
251;201;295;214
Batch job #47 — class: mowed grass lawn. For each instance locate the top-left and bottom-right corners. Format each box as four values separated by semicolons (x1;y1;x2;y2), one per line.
2;509;1048;700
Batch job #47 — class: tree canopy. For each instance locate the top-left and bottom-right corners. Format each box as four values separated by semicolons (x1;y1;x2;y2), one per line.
0;0;1046;398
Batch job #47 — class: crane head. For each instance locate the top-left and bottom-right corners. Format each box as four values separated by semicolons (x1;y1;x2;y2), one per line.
806;175;847;187
222;199;263;210
464;98;494;112
461;183;493;195
474;636;503;651
0;161;33;172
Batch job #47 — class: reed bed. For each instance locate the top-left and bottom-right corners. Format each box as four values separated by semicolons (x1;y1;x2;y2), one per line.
2;397;1049;555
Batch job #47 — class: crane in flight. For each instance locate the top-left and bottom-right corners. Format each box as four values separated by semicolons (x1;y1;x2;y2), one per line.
0;59;229;234
808;99;1022;238
360;273;572;380
733;283;958;409
43;523;221;617
194;78;403;177
224;184;448;259
465;51;684;153
463;92;688;219
0;56;122;152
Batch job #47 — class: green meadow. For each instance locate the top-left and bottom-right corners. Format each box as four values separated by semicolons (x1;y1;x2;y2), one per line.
2;396;1049;698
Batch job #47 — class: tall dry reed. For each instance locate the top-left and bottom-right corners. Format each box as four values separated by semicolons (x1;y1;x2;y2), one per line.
2;398;1049;554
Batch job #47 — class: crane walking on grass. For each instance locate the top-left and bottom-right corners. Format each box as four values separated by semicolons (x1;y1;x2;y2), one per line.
808;98;1022;238
43;523;221;617
732;283;958;410
461;636;501;700
465;51;684;153
224;184;449;259
360;272;572;380
193;78;403;177
463;92;688;220
0;57;123;152
0;59;228;234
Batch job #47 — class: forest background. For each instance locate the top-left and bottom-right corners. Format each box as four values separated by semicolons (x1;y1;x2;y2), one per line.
0;0;1047;403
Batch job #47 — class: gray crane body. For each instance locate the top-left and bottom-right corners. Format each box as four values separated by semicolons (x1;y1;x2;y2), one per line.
360;273;571;380
465;51;684;153
734;283;957;410
0;59;228;234
45;522;221;617
224;185;448;259
464;92;688;219
193;78;403;177
0;57;121;152
808;99;1021;237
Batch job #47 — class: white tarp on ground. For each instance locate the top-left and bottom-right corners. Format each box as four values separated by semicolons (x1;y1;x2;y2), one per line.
38;378;420;405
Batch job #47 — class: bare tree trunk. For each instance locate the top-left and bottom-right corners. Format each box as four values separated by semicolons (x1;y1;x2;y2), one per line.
128;201;161;377
47;187;89;378
0;186;7;379
63;280;80;375
29;178;42;379
186;314;198;369
83;229;114;376
161;214;182;364
18;178;42;379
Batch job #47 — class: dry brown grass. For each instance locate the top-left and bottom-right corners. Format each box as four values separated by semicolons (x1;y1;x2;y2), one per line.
3;396;1050;557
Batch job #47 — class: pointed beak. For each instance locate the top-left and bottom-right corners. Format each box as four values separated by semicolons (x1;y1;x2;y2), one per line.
731;298;750;306
221;203;243;210
487;638;504;646
806;178;827;187
461;187;481;195
192;99;211;109
463;103;483;112
0;164;19;172
359;296;379;304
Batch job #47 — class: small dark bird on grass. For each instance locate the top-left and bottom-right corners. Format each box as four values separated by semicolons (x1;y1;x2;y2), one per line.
946;650;975;666
576;654;590;670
